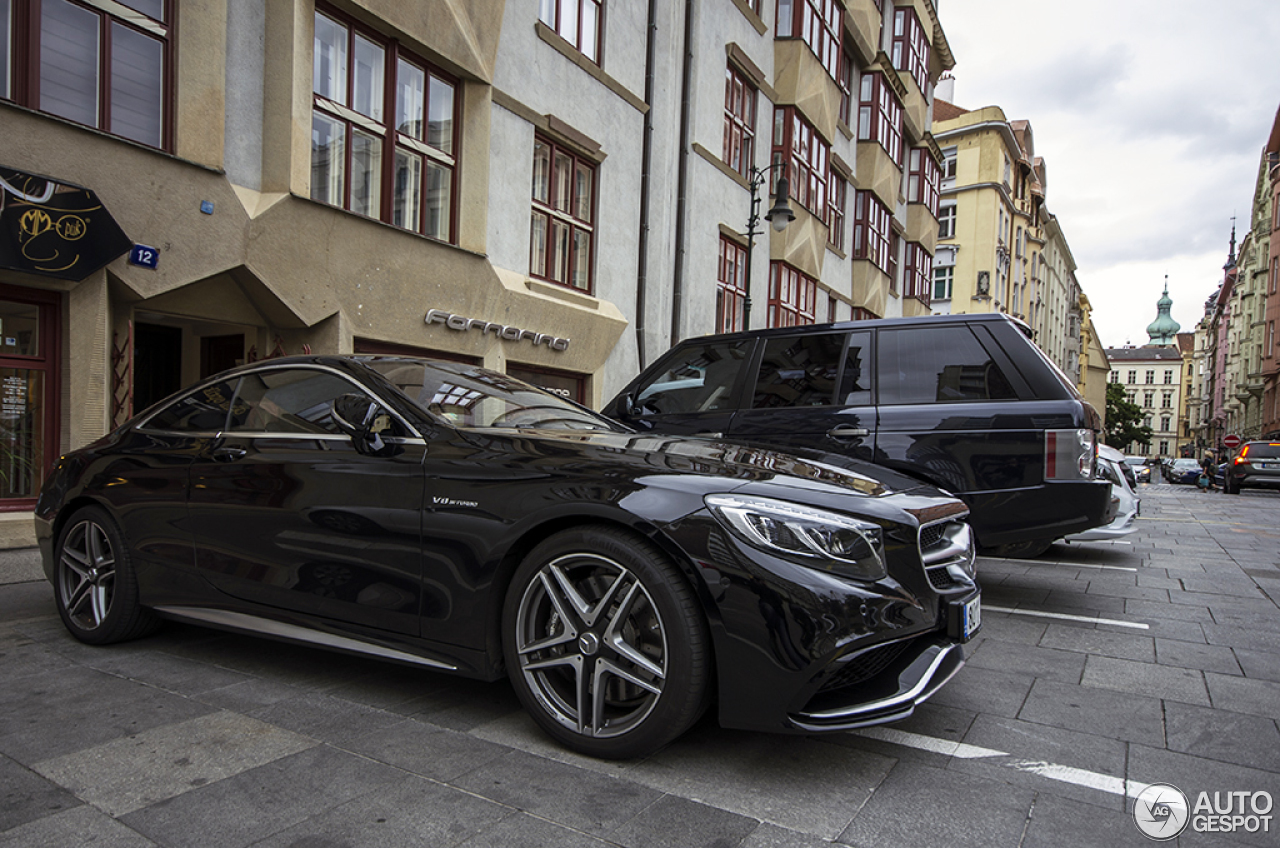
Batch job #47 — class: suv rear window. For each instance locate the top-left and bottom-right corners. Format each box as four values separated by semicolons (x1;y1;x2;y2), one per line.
877;326;1016;404
1243;443;1280;459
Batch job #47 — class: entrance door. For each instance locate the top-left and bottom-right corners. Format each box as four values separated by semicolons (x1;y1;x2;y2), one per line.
201;334;244;378
135;323;183;412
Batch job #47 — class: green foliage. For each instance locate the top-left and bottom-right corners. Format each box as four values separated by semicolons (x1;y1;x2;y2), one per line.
1104;382;1152;451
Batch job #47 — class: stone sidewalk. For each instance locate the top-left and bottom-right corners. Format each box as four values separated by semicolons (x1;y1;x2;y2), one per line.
2;485;1278;847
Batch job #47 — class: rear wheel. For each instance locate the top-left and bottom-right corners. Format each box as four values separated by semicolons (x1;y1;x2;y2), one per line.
54;506;160;645
502;526;710;759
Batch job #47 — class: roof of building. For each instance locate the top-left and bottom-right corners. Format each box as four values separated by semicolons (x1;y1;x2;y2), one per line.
1103;347;1184;362
933;99;969;123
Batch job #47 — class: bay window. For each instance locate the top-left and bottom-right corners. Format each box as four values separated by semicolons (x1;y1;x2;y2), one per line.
853;190;891;273
908;148;940;215
904;242;932;306
857;72;903;166
773;106;830;219
891;6;930;92
775;0;841;79
827;174;847;251
767;262;817;328
312;7;458;242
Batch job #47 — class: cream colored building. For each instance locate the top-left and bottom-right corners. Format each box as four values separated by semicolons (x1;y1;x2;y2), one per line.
0;0;956;545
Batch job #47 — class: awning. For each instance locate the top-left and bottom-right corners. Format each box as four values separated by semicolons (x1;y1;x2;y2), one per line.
0;166;131;281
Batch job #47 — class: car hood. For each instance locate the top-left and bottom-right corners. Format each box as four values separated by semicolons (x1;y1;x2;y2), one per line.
458;427;932;500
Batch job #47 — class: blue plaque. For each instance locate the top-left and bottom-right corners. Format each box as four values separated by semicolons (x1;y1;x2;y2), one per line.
129;244;159;269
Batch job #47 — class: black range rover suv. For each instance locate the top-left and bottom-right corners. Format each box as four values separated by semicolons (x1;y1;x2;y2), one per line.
603;313;1112;557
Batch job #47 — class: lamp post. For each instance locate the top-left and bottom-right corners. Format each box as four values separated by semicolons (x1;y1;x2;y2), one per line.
742;163;795;331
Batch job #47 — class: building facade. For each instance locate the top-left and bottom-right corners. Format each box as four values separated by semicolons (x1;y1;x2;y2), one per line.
1104;346;1184;460
0;0;955;544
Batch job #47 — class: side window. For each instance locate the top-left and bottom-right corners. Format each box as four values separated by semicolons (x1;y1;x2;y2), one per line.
877;326;1016;404
143;379;239;432
635;341;751;414
228;369;377;435
752;333;848;408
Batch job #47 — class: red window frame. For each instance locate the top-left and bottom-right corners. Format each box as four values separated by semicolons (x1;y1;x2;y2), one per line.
904;242;932;307
530;135;597;293
775;0;841;80
852;307;879;321
311;5;460;243
723;64;757;179
767;262;817;328
858;72;903;166
3;0;175;151
717;236;748;333
827;173;847;251
891;6;930;92
853;190;891;273
773;106;829;219
538;0;603;64
837;44;855;127
0;284;61;510
908;148;940;215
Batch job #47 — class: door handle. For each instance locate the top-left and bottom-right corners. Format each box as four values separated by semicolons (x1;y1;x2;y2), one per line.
211;446;247;462
827;425;869;438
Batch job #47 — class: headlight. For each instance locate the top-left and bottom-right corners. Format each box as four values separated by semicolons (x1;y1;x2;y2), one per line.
704;494;886;581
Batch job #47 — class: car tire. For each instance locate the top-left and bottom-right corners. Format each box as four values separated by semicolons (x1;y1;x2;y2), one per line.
54;506;160;645
502;526;711;759
987;538;1054;559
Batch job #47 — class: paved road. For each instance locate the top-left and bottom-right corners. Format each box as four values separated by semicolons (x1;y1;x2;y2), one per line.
2;484;1278;847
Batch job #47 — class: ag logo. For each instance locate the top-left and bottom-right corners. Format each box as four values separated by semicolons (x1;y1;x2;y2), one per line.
1134;783;1190;840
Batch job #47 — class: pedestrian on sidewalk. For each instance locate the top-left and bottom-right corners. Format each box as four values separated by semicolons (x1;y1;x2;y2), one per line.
1198;453;1217;492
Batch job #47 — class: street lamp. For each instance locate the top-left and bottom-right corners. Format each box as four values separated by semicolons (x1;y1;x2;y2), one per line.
742;163;795;331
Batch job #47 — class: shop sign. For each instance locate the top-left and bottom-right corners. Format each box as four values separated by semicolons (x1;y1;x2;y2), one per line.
0;166;131;280
425;309;570;352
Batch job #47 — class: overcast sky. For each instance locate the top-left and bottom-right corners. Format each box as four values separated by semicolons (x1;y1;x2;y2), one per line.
936;0;1280;349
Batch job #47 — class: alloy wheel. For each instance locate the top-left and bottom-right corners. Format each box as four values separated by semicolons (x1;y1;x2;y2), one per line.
513;553;668;739
58;519;117;632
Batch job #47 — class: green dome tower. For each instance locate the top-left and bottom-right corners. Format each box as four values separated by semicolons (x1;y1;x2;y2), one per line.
1146;276;1181;345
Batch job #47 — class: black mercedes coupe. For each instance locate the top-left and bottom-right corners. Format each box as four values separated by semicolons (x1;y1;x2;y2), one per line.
36;355;980;759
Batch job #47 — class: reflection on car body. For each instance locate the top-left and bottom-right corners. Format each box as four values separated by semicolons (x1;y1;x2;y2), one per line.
36;355;980;759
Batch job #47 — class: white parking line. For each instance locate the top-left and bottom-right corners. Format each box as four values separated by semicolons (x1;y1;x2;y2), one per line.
983;605;1150;630
853;728;1152;799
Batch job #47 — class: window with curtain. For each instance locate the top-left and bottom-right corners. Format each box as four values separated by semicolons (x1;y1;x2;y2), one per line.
2;0;171;149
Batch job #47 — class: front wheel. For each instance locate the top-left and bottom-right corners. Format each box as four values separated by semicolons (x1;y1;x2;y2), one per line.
502;526;710;759
54;506;159;645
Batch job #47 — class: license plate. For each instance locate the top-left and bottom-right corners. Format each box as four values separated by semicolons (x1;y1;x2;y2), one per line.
962;596;982;640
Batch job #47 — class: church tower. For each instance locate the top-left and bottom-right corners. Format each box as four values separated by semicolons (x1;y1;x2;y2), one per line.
1146;276;1181;346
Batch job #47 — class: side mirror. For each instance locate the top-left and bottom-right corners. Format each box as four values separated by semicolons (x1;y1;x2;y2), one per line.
620;391;636;417
330;394;395;455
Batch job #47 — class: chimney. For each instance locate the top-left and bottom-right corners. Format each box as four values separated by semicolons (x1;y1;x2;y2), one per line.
935;72;955;104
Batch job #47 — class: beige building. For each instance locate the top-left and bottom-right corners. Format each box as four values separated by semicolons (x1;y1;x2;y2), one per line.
928;97;1089;381
1105;345;1184;460
0;0;956;545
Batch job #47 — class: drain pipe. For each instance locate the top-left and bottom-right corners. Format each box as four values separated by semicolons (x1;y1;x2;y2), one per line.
669;0;695;347
635;0;659;370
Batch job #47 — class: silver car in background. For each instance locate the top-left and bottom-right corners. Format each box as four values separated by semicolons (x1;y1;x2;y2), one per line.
1067;445;1139;542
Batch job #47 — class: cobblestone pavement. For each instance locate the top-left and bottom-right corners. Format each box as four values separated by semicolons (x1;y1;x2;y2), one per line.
2;484;1278;847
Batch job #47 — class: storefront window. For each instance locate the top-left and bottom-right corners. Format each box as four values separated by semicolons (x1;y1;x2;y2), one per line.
0;292;58;506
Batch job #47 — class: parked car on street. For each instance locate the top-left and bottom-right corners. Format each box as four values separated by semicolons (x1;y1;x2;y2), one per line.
1123;455;1152;484
1166;457;1202;485
1223;441;1280;494
35;355;981;759
1066;445;1139;542
602;314;1112;559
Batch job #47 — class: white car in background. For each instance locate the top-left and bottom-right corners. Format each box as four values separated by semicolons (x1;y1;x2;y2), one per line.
1067;445;1140;542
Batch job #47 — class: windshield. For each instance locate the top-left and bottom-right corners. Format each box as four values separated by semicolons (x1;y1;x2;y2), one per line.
363;358;620;432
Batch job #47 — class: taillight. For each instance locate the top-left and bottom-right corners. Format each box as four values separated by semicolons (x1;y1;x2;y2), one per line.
1234;445;1251;465
1045;429;1095;480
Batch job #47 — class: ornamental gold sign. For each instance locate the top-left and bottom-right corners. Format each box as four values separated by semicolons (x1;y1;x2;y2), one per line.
424;309;570;351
